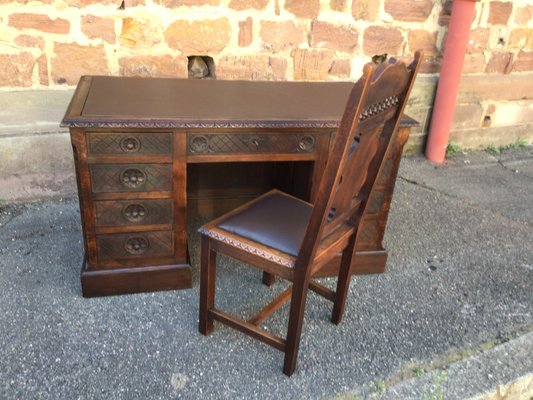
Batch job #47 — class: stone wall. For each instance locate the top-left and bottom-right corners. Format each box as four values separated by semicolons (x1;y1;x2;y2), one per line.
0;0;532;152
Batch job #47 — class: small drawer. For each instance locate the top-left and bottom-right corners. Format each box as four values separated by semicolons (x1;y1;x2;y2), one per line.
377;158;393;186
366;190;387;214
90;163;173;193
97;231;174;260
356;218;383;250
94;199;173;227
188;132;317;155
87;132;172;156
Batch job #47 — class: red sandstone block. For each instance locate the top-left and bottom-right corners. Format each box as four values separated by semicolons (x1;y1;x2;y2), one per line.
310;20;358;53
155;0;219;6
508;29;533;51
51;43;110;85
37;54;49;86
291;49;334;80
485;52;514;74
408;30;438;56
229;0;268;10
119;55;188;78
330;0;346;12
260;21;305;52
462;53;486;74
363;26;403;56
513;51;533;72
488;1;513;25
384;0;434;22
352;0;380;21
0;52;36;87
329;59;351;78
284;0;320;19
217;55;287;81
238;17;253;47
14;34;45;49
467;28;490;54
81;15;116;44
164;18;231;54
9;13;70;34
515;5;533;24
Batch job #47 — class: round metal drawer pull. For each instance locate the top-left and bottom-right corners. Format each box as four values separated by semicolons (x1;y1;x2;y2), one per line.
124;236;149;255
120;168;146;188
190;135;209;153
123;203;147;222
120;137;141;153
298;136;315;152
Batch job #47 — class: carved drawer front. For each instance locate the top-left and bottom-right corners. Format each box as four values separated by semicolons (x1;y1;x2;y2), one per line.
97;231;174;261
366;189;388;215
356;217;383;250
377;158;393;186
87;132;172;156
188;132;317;154
94;199;173;227
90;164;173;193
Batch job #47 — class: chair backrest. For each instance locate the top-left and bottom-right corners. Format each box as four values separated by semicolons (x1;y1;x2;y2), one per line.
296;52;423;270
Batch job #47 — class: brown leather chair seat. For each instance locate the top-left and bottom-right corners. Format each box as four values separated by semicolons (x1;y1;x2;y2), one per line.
217;192;312;257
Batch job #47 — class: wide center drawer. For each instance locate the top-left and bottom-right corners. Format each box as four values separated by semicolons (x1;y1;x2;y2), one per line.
89;163;173;193
187;132;318;154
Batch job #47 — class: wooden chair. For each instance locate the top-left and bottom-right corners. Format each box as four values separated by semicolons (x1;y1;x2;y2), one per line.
198;52;423;376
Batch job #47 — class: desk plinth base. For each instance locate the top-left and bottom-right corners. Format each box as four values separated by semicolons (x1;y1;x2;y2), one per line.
81;258;192;298
262;249;387;286
315;249;388;278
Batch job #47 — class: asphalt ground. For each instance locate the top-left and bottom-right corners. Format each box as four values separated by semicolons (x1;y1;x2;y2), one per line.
0;147;532;399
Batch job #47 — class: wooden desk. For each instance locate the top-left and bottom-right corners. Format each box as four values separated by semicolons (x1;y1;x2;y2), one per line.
62;76;416;297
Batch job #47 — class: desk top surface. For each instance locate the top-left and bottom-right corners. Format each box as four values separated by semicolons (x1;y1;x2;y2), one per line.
62;76;416;129
62;76;356;129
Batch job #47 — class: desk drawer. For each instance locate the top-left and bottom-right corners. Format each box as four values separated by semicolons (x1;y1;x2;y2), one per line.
87;132;172;156
94;199;173;227
188;132;317;155
90;164;173;193
97;231;174;261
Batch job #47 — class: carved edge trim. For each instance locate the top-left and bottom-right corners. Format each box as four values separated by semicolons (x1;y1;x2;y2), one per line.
61;119;341;129
61;117;417;129
198;227;295;269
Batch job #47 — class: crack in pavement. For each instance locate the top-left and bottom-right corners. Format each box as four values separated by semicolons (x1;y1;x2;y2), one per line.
496;158;533;181
397;172;533;230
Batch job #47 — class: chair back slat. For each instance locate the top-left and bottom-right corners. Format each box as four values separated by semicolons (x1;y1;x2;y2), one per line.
294;52;423;271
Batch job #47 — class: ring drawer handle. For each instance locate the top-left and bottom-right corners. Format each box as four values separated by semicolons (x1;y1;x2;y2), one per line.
120;137;141;153
124;236;149;255
190;135;209;153
123;203;148;222
120;168;146;188
298;136;315;152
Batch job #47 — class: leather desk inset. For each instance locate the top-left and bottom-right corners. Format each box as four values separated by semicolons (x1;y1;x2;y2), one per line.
62;76;416;297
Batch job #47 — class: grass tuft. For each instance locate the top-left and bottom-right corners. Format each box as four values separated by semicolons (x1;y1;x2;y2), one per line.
445;141;461;155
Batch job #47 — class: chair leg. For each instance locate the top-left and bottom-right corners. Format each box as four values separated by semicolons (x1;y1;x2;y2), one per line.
283;271;311;376
199;235;217;335
332;241;356;325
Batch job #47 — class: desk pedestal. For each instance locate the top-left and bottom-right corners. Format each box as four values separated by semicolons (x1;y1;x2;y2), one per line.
320;124;411;278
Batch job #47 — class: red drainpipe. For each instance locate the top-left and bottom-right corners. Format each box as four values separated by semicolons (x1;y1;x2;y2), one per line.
425;0;480;163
